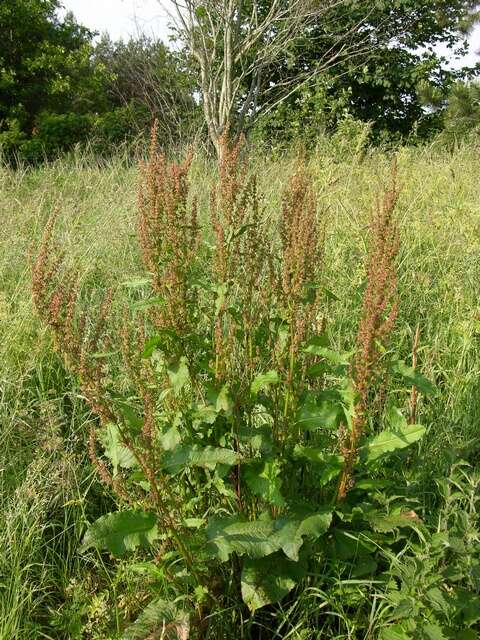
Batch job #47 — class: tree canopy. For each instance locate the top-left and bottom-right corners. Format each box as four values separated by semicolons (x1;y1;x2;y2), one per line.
0;0;479;161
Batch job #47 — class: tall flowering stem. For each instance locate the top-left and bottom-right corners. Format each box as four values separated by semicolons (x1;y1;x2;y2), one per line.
137;122;198;335
278;163;323;418
210;136;269;385
337;160;400;500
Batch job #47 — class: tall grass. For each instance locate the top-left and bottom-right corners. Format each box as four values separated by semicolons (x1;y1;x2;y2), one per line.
1;140;480;637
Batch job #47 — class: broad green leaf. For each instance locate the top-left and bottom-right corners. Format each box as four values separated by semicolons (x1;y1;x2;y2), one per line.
392;360;435;395
238;423;273;454
303;337;351;365
192;404;218;426
142;329;181;358
122;598;189;640
183;518;205;529
305;362;330;378
162;445;239;474
304;334;329;349
241;552;306;611
339;378;357;428
142;336;163;358
423;623;448;640
361;423;426;464
354;478;393;491
158;425;181;451
244;459;285;506
167;356;190;396
329;529;376;561
386;405;410;431
293;446;344;484
296;394;343;430
100;424;136;476
207;510;332;563
80;511;159;557
251;370;280;395
215;384;233;415
127;562;164;580
206;516;277;561
116;401;143;432
367;512;422;533
271;510;332;561
351;557;378;578
378;624;411;640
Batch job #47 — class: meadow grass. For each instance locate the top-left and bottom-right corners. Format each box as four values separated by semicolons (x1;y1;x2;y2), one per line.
1;140;479;638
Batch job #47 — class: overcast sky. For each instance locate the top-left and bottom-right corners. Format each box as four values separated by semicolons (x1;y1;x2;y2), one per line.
60;0;171;41
61;0;480;68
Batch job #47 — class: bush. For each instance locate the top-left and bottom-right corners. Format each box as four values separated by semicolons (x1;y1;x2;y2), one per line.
0;106;153;164
92;103;151;155
0;112;93;163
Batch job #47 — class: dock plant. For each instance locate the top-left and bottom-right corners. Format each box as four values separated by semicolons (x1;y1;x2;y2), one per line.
31;134;434;638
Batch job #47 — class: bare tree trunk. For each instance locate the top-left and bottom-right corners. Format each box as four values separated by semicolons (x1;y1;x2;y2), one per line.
163;0;375;154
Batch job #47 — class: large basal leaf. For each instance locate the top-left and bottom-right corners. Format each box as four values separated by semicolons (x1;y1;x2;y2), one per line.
250;370;280;395
392;360;435;395
241;552;306;611
162;445;239;474
80;511;159;557
206;510;332;562
100;424;136;476
244;459;285;506
361;423;426;464
366;512;422;533
206;516;278;561
122;598;189;640
271;510;333;561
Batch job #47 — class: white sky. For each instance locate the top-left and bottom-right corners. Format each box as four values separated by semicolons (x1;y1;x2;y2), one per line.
61;0;480;68
60;0;172;42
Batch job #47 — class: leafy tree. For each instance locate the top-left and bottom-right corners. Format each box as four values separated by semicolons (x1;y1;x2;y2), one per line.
0;0;106;134
252;0;480;143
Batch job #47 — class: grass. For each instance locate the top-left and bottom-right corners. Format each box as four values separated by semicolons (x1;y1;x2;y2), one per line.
1;139;480;638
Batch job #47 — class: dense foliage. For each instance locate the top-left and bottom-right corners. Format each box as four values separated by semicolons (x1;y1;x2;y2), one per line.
1;0;479;162
1;139;480;637
253;0;480;145
0;1;197;161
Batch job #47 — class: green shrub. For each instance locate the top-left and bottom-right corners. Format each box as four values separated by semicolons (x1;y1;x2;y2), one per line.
92;104;151;155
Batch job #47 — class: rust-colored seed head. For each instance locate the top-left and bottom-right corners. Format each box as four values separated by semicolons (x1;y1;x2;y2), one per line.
338;160;400;500
137;124;197;335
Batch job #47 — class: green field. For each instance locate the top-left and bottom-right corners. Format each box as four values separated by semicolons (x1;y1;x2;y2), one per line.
1;141;480;639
